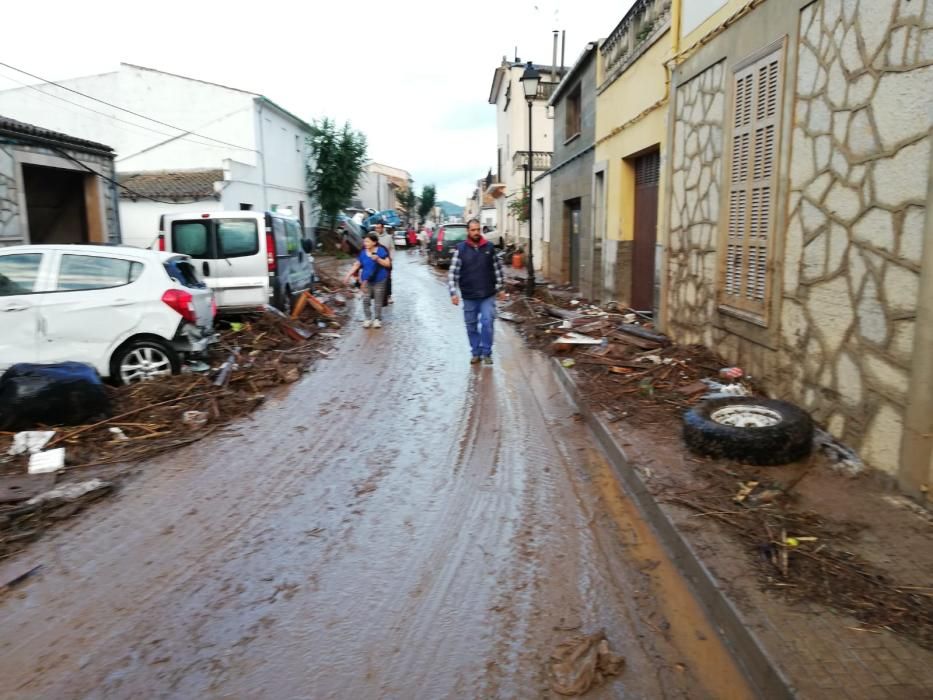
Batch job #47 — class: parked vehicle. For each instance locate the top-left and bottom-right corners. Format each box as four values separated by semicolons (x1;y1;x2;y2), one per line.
393;228;408;248
361;209;403;232
157;210;314;314
0;244;215;384
427;223;469;267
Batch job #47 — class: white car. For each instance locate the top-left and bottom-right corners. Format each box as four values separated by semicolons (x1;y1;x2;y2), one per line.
0;244;215;384
392;229;408;248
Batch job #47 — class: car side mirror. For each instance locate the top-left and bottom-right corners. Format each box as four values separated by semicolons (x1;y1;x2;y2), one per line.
301;239;313;254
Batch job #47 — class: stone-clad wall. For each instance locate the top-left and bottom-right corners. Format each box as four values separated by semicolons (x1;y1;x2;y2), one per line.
780;0;931;474
667;60;726;345
0;145;22;242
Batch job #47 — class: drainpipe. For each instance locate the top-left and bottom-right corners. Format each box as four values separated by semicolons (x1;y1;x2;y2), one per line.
257;99;269;211
899;152;933;503
110;175;122;244
671;0;682;56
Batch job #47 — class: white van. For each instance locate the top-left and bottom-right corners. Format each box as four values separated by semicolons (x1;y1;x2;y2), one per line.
157;210;315;314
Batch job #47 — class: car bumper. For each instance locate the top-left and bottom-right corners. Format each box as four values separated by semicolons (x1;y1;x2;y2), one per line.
171;322;216;353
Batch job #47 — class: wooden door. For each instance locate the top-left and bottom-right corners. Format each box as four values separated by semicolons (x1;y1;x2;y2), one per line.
567;200;581;287
631;150;659;311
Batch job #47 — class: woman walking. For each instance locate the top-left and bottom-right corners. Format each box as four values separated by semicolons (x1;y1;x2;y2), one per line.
344;233;391;328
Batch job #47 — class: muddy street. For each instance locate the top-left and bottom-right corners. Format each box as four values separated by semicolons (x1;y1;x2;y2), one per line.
0;253;750;700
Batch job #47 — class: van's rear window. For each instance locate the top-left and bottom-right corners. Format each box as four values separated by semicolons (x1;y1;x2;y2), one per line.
217;219;259;257
172;222;209;257
170;219;259;259
445;227;468;242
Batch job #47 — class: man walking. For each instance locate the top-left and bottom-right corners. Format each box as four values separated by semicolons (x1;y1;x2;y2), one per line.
374;221;395;304
448;218;506;365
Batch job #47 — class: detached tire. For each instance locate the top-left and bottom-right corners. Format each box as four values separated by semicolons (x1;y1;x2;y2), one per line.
683;397;814;465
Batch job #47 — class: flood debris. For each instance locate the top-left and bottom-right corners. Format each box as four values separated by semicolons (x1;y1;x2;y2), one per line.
0;262;351;559
548;630;625;696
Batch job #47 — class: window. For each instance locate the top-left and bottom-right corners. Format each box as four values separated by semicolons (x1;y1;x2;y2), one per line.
295;134;300;152
720;44;783;319
56;255;142;291
285;219;301;254
239;203;253;211
217;219;259;257
565;83;582;140
504;83;511;112
172;222;210;258
0;253;42;296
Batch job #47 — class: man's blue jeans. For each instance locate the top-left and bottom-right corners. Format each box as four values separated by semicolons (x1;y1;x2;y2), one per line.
462;295;496;357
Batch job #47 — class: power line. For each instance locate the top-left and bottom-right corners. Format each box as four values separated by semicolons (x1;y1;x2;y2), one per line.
0;60;257;153
0;68;247;154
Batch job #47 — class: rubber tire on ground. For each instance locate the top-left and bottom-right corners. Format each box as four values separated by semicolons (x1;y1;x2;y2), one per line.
110;338;180;386
682;396;814;466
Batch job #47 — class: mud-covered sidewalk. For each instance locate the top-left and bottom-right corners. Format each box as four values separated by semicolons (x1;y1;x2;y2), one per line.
499;276;933;699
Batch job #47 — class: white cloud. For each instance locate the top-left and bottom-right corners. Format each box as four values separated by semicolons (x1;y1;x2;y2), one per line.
1;0;631;202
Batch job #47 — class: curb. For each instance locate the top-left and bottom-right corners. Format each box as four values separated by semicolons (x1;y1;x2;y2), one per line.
552;359;797;700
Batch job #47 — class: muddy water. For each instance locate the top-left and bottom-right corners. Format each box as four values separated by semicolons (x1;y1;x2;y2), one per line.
0;253;752;699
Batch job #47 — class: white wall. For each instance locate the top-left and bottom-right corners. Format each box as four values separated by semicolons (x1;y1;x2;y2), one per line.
681;0;729;37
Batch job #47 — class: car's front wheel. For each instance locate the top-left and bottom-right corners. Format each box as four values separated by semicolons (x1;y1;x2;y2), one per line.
111;338;179;385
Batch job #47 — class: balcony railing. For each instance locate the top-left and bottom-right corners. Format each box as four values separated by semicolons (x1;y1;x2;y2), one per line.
512;150;552;173
536;81;558;101
600;0;672;86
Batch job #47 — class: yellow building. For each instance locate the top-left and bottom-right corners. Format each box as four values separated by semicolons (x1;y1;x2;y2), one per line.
594;0;677;310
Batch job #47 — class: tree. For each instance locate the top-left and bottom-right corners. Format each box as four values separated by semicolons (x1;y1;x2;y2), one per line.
396;178;418;224
305;118;368;232
418;184;437;223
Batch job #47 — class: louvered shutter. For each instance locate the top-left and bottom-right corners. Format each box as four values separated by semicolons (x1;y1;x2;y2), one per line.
721;46;783;317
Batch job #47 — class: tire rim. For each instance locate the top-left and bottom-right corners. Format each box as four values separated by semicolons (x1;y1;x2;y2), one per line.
711;405;782;428
120;346;172;383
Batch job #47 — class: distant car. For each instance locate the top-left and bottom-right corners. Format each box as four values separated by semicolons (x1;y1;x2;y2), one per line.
427;223;469;268
0;244;215;384
157;210;314;315
392;229;408;248
361;209;403;232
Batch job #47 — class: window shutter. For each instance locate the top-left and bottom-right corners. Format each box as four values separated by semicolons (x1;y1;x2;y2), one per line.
721;46;783;317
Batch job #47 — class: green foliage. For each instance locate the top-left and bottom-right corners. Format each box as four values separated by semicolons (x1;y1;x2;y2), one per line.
396;178;418;222
418;184;437;222
305;118;368;231
508;186;530;222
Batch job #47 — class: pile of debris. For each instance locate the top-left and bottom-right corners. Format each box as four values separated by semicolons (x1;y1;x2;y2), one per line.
500;292;743;425
0;270;350;561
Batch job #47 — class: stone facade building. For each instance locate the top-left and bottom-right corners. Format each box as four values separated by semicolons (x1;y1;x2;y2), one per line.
546;42;599;298
0;116;119;247
662;0;933;497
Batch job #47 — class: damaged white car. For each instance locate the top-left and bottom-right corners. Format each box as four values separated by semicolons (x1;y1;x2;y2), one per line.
0;244;216;384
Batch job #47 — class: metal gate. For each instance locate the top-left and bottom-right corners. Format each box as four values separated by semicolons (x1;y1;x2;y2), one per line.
631;150;660;312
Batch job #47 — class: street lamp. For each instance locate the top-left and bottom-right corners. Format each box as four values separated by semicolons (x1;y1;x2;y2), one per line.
520;61;541;296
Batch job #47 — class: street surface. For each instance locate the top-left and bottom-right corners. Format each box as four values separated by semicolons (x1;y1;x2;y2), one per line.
0;253;751;699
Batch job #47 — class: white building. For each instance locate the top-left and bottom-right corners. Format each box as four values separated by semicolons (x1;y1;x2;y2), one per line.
486;59;564;253
0;63;317;247
354;162;410;215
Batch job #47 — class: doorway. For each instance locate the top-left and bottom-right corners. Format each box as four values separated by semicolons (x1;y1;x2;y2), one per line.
565;198;581;288
593;170;605;300
22;164;90;244
631;150;660;312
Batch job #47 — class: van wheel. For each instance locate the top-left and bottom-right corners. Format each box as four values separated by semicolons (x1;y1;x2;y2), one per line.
111;339;179;385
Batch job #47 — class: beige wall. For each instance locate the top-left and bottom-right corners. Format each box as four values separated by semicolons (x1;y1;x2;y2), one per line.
664;0;933;493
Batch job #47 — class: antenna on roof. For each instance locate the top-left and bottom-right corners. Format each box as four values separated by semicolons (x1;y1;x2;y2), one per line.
514;46;519;62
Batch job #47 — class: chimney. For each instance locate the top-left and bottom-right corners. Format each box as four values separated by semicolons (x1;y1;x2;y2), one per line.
561;30;566;73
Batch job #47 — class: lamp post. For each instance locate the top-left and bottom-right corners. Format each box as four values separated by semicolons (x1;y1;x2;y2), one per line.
520;61;541;296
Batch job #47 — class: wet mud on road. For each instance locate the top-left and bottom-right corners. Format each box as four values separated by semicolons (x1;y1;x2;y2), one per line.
0;253;752;699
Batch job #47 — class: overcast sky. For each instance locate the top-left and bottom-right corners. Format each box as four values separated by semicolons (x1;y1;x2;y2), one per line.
1;0;632;204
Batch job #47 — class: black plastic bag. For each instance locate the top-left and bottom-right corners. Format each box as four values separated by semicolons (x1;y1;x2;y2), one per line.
0;362;111;431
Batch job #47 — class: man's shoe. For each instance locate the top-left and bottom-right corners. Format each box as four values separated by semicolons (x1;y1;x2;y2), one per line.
372;319;382;328
483;356;494;365
362;320;372;328
470;356;481;365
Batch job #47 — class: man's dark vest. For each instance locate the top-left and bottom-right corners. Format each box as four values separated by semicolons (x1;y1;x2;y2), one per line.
456;241;497;300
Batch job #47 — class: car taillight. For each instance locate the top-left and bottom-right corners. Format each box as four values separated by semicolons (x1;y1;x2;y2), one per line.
266;228;276;272
161;289;197;323
157;234;165;252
